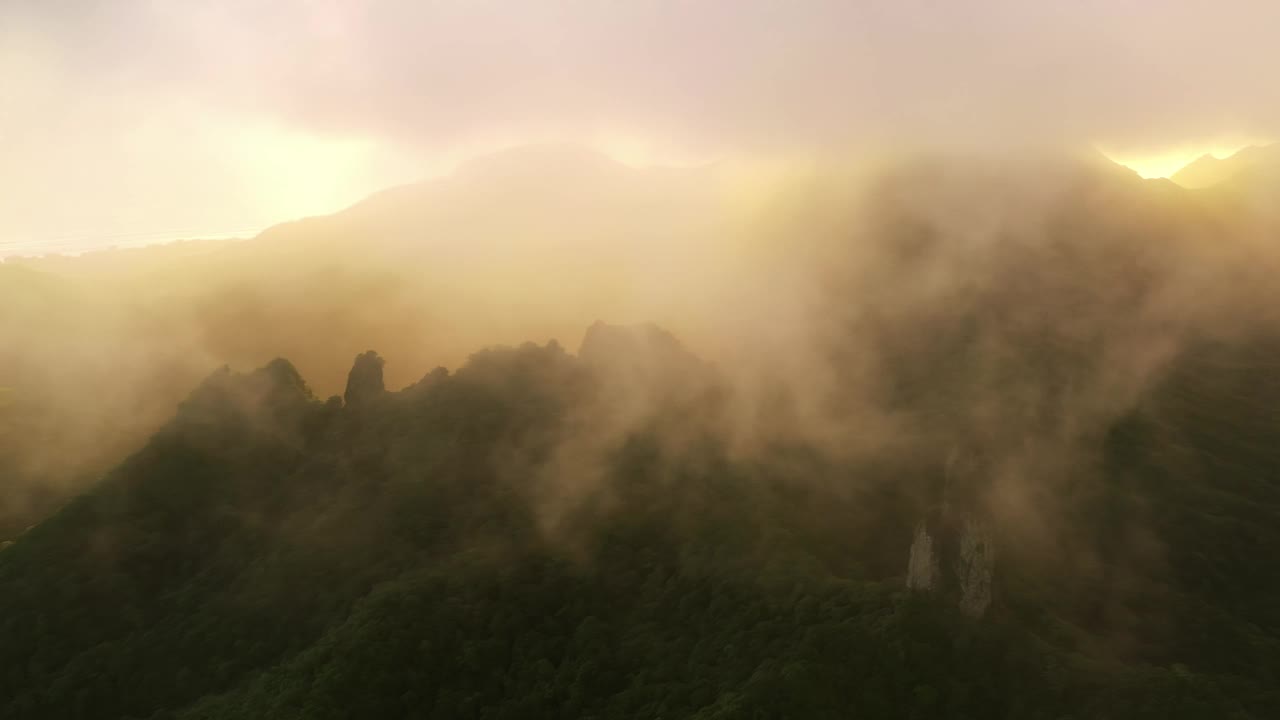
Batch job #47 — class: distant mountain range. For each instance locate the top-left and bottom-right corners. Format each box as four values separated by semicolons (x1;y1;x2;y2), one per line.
1170;144;1280;189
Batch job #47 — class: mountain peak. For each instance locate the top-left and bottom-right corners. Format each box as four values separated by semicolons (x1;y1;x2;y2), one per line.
577;321;688;367
1170;143;1280;189
344;351;386;408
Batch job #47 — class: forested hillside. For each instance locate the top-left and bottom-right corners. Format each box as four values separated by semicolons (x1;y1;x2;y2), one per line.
2;314;1278;718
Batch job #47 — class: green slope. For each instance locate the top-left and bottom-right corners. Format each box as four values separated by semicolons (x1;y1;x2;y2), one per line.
1;326;1279;718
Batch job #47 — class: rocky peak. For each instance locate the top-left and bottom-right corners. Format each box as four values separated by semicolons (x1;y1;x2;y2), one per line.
578;321;714;395
171;358;315;447
578;321;681;362
344;351;386;408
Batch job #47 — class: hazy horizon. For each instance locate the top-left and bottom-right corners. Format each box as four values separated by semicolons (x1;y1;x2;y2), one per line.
4;0;1278;255
2;138;1272;260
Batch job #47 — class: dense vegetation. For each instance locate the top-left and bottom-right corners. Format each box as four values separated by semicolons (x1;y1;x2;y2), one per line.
4;150;1280;717
1;315;1278;718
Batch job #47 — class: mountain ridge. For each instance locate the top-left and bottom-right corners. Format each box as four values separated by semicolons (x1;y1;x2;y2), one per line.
2;313;1280;717
1170;143;1280;189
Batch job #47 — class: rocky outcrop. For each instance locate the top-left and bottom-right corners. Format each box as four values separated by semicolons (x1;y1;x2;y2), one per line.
170;358;317;450
956;517;994;618
344;351;386;408
905;452;996;618
906;523;938;591
905;514;993;618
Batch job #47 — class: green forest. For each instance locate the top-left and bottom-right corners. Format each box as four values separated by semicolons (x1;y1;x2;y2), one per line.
2;316;1277;718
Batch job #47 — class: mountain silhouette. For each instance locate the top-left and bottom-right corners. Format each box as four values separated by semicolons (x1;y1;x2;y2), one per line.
1170;144;1280;189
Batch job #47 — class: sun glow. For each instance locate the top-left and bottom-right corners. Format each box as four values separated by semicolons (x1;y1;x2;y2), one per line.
1100;140;1266;179
216;121;418;222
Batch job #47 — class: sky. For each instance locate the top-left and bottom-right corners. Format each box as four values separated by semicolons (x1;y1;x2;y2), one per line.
2;0;1277;255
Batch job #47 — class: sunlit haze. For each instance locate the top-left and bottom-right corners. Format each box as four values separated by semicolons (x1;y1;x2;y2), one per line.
1100;139;1271;179
4;1;1280;254
5;3;1280;717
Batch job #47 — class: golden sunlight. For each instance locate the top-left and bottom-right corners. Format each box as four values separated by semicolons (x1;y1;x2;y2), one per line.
1099;141;1263;179
216;121;410;221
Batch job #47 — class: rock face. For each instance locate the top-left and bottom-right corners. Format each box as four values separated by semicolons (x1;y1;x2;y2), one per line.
906;523;938;591
905;514;994;617
344;351;386;408
904;452;996;618
956;518;995;618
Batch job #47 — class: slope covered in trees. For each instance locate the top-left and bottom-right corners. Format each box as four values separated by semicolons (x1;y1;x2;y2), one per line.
2;314;1278;718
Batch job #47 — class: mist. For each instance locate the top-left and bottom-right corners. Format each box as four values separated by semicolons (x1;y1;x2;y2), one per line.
3;4;1280;715
4;142;1280;545
5;0;1279;250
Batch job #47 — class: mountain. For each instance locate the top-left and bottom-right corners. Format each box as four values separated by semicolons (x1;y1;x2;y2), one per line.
0;146;727;539
1170;144;1280;189
3;142;1275;542
4;147;1280;716
1;316;1278;718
